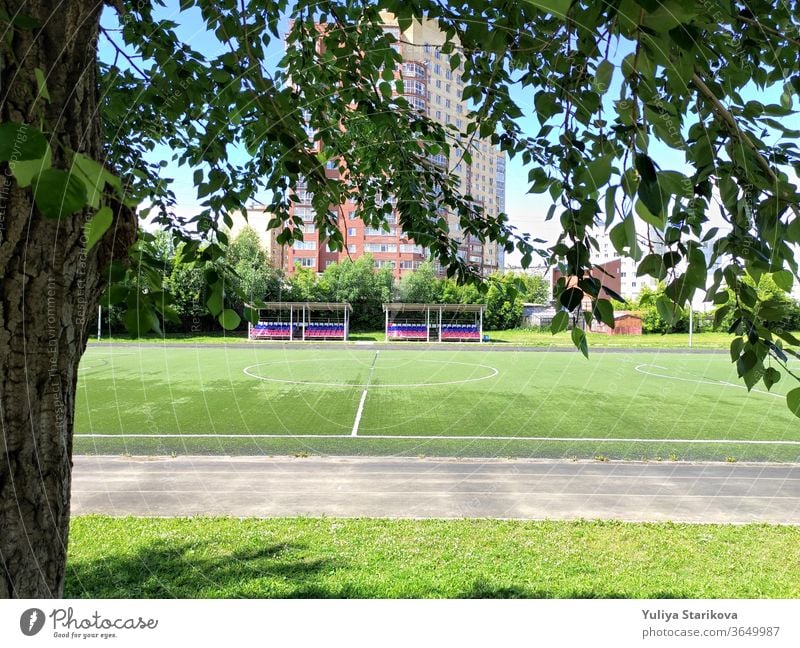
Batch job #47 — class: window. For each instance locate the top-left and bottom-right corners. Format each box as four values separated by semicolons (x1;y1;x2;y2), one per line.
445;98;450;108
325;160;337;170
435;94;441;104
303;224;316;233
293;240;316;250
433;63;441;75
406;80;425;95
400;244;423;254
456;104;463;114
407;95;426;111
435;79;442;89
400;260;421;270
365;227;396;236
435;50;441;59
347;228;357;236
347;244;357;253
297;257;315;268
364;243;397;253
456;118;463;129
445;83;450;94
445;70;452;80
435;110;441;120
375;260;396;269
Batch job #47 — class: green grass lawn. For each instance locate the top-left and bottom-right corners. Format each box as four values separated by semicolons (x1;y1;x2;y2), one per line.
74;345;799;461
65;516;800;598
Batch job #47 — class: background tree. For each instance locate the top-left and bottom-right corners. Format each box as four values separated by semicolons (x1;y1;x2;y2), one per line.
226;226;282;311
397;261;444;304
317;255;393;329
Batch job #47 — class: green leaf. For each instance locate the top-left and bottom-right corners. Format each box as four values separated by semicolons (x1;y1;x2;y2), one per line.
637;253;666;280
656;295;682;325
84;206;113;252
34;67;50;101
551;310;568;334
635;198;665;229
9;143;51;187
206;288;224;317
73;152;121;207
635;153;664;218
763;367;781;391
594;59;613;94
577;155;613;191
31;169;87;218
571;326;589;358
521;0;571;18
559;286;583;311
729;337;743;363
0;122;48;161
593;298;615;328
787;388;800;418
772;270;793;292
604;185;617;227
123;306;154;338
736;350;757;378
218;308;241;330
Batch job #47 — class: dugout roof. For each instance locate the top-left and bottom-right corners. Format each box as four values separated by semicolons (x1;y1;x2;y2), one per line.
382;303;485;313
255;302;352;312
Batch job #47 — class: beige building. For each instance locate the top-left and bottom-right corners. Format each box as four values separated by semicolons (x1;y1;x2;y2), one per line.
385;15;506;274
280;15;506;278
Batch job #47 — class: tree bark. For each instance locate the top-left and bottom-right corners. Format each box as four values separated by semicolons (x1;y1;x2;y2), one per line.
0;0;136;597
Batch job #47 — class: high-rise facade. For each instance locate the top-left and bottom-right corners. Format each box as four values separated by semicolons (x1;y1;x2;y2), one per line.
276;15;506;278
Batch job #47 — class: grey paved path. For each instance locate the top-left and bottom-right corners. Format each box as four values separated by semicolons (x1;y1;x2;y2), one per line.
71;455;800;524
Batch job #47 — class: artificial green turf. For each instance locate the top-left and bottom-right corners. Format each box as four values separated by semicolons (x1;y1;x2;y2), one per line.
74;346;799;461
65;516;800;598
91;330;735;348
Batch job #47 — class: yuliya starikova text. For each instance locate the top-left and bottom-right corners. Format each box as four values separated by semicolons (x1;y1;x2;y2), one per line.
643;609;738;622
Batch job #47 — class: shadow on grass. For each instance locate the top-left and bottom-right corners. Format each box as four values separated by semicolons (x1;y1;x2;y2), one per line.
65;540;340;598
462;580;690;599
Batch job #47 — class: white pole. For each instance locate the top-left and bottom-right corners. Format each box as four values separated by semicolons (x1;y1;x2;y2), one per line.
426;307;430;342
689;305;693;348
479;308;483;343
385;307;389;342
438;308;442;342
289;306;293;341
97;305;101;341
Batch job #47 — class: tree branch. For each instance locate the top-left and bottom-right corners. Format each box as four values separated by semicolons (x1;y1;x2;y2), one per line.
690;71;800;219
735;14;800;48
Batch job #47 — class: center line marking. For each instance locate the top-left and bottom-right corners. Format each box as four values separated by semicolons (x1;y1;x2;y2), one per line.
352;350;379;437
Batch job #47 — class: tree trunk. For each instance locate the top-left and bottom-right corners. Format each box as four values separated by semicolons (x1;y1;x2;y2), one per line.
0;0;136;597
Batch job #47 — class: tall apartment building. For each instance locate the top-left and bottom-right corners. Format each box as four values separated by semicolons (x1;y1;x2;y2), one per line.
276;15;506;279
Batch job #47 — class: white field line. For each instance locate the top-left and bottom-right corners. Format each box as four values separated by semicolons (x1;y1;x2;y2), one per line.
73;433;800;445
634;363;784;399
351;350;379;437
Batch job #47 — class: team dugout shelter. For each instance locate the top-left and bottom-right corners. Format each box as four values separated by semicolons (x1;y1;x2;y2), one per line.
382;303;485;342
248;302;352;341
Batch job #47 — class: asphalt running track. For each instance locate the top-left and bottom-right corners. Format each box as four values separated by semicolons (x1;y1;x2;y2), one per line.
71;456;800;524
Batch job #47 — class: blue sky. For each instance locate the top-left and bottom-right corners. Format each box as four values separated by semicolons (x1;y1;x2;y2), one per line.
99;4;795;264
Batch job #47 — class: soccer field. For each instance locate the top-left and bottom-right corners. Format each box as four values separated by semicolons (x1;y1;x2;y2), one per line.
74;344;800;461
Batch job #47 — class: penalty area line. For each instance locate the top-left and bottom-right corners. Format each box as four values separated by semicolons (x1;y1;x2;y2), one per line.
351;350;379;437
